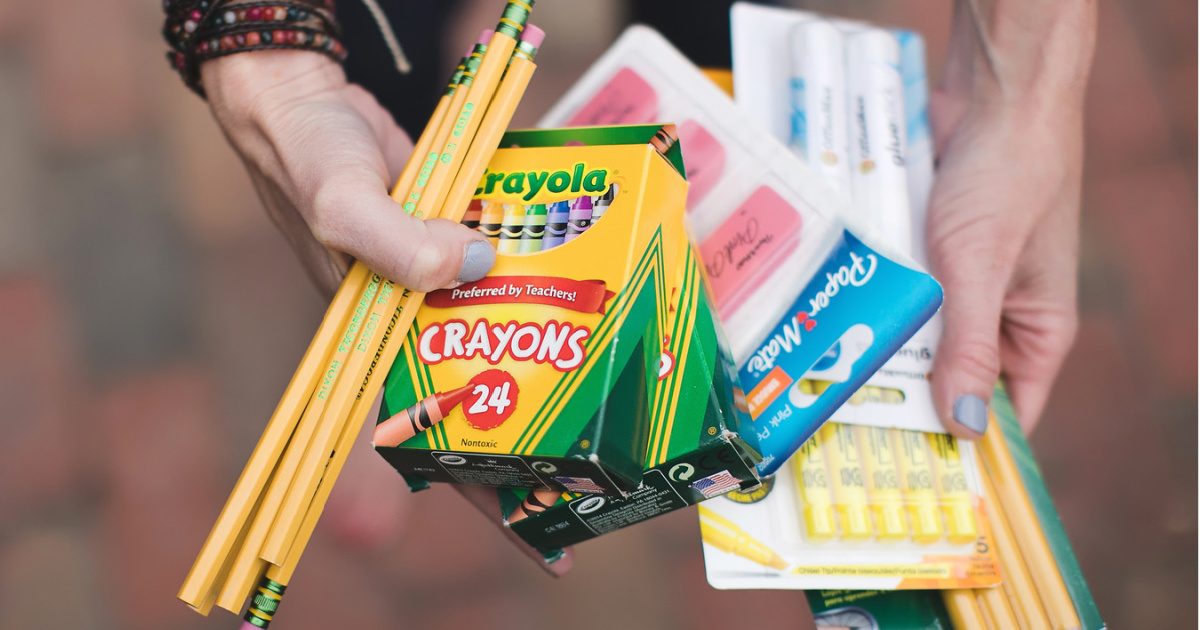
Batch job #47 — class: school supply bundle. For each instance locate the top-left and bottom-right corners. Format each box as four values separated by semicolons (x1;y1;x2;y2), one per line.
178;3;545;626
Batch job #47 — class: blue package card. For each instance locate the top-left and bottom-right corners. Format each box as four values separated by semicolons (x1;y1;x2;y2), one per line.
737;229;942;476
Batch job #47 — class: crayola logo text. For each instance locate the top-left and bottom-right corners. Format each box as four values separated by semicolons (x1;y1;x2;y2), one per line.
418;318;590;372
476;162;608;201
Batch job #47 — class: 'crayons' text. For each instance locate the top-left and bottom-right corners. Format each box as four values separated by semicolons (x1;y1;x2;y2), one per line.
418;318;590;372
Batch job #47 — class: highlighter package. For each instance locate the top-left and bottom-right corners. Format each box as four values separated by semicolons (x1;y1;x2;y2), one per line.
804;391;1105;630
374;124;751;497
732;2;945;433
542;26;945;480
700;422;1001;590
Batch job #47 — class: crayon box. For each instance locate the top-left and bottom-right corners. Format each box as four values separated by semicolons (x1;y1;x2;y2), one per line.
374;124;752;497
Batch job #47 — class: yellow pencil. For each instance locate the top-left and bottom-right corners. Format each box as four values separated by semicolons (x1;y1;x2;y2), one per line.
976;585;1020;630
176;264;368;614
180;29;494;614
239;11;543;627
260;277;401;564
253;29;496;566
178;36;477;615
241;306;407;629
979;417;1081;630
980;467;1051;629
942;589;987;629
441;25;543;219
258;13;534;567
216;273;385;611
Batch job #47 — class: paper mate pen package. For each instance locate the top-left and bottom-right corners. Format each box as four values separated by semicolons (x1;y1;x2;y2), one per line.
541;26;944;480
375;124;703;496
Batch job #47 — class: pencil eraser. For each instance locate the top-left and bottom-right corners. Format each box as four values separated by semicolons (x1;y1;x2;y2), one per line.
478;29;494;45
240;622;258;630
520;24;545;48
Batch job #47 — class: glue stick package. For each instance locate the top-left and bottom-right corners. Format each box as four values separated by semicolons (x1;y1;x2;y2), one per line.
542;26;944;479
701;6;1000;590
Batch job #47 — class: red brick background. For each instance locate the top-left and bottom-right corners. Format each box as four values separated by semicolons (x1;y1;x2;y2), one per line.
0;1;1193;628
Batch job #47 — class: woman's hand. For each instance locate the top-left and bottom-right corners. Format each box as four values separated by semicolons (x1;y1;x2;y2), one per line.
201;50;494;297
200;51;574;576
927;0;1096;437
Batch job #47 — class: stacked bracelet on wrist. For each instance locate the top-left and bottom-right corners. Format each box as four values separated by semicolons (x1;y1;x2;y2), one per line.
162;0;347;96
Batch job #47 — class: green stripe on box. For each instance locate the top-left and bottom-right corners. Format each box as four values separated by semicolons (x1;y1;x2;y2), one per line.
513;228;662;453
531;269;659;454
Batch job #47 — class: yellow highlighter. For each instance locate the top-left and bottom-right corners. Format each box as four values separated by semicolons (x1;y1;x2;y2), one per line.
926;432;979;544
819;423;873;541
854;426;908;541
893;429;943;543
790;432;837;541
698;506;788;570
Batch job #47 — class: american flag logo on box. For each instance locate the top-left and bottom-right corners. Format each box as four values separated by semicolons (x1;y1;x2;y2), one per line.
691;470;741;498
553;475;607;495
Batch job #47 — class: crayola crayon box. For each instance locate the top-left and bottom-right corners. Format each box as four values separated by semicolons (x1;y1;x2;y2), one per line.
374;124;754;497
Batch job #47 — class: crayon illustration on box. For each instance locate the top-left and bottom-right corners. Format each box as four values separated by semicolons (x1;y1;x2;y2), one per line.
374;123;708;497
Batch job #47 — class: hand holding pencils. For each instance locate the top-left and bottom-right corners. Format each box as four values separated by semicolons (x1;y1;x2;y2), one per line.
178;3;544;626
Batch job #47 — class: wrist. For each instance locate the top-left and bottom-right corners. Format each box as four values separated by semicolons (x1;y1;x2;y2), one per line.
162;0;346;96
202;49;346;126
945;0;1095;119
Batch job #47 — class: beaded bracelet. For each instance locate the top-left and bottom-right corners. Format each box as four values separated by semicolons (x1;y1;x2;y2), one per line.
163;0;346;96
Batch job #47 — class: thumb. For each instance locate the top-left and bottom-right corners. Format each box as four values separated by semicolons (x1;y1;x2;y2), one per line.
928;229;1011;439
308;173;495;292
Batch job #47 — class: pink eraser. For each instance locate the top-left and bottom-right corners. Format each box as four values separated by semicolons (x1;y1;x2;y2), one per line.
239;622;258;630
478;29;494;45
520;24;545;48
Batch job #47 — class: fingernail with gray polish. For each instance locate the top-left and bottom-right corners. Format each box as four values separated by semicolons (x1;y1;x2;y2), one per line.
458;241;495;283
953;395;989;435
